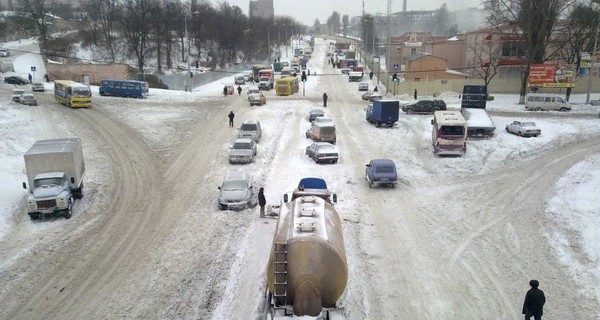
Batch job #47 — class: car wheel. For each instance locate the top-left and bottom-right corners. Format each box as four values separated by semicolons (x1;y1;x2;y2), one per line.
218;203;227;210
534;107;542;111
406;108;414;114
559;107;568;112
431;107;439;112
64;198;73;219
505;127;509;132
518;131;523;137
369;181;374;188
29;214;39;221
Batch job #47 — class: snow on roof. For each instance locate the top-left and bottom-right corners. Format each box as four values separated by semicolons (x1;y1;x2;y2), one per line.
446;69;469;76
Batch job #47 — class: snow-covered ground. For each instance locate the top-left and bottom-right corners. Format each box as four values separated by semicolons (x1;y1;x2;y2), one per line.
1;37;599;319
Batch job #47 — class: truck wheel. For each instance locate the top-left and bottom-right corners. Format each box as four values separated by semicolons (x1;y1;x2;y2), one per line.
64;199;73;219
76;183;84;199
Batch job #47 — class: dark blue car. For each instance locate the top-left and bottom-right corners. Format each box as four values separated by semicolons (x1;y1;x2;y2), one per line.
365;159;398;188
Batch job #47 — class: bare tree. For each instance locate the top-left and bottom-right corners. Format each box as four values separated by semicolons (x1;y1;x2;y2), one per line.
342;15;349;37
484;0;576;103
313;19;321;34
80;0;121;62
469;32;503;87
122;0;158;72
14;0;50;47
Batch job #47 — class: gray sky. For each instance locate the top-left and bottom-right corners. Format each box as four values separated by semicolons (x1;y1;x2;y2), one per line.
208;0;483;26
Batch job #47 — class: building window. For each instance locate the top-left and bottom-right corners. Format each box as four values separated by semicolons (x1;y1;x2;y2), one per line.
397;48;402;55
501;42;525;57
411;48;416;54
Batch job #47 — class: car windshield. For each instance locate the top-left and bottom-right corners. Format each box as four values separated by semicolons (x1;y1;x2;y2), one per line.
14;90;25;94
375;165;395;173
34;177;65;188
248;88;259;94
73;87;91;97
318;145;335;152
233;142;251;149
522;122;536;127
259;77;269;82
240;124;257;130
221;180;248;191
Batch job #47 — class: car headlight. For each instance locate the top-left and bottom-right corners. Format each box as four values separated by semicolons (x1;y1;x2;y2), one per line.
58;197;66;206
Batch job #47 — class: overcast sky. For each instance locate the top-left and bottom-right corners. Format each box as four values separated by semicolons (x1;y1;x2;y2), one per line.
208;0;483;26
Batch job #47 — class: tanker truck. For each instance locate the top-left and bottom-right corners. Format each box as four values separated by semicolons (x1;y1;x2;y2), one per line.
265;178;347;319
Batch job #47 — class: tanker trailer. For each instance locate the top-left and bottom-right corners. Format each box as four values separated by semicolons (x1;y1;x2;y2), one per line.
265;178;348;319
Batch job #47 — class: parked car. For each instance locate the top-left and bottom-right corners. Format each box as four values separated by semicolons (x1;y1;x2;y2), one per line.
12;89;25;102
0;48;10;57
525;93;571;112
217;170;256;210
247;86;260;100
229;138;257;164
305;142;339;164
365;159;398;188
225;85;235;95
306;122;336;143
4;76;29;85
308;109;325;122
234;76;245;85
31;82;45;92
505;121;541;137
362;91;383;102
340;68;351;74
249;92;266;106
243;74;252;83
20;93;37;106
358;82;369;91
402;99;447;114
238;120;262;142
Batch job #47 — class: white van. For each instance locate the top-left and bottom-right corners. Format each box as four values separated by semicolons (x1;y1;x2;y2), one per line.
525;93;571;111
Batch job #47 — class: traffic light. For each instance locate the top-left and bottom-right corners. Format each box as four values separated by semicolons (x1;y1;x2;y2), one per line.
392;73;398;82
301;71;307;82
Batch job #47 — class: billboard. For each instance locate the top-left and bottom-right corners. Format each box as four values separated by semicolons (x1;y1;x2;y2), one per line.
528;64;576;88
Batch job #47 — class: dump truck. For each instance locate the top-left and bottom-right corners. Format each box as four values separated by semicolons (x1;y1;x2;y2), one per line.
22;138;85;220
460;85;495;137
366;100;400;127
265;178;347;319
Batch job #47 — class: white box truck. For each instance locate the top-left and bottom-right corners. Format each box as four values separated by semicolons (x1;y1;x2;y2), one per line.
22;138;85;220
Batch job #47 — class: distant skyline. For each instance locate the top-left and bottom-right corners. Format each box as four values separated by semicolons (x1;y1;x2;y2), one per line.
207;0;483;25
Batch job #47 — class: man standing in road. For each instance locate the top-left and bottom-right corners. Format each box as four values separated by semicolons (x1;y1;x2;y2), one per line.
228;111;235;127
369;70;374;80
522;279;546;320
323;92;328;107
237;85;242;95
258;187;266;218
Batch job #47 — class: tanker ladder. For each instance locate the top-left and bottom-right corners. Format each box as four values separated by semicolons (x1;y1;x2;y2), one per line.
268;242;292;318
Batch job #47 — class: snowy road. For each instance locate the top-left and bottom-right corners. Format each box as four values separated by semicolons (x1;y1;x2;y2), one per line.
0;37;599;320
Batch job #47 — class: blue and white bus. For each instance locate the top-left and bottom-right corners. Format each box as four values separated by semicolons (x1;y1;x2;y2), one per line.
99;80;149;98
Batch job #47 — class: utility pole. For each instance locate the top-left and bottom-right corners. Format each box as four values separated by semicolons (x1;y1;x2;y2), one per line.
386;0;391;94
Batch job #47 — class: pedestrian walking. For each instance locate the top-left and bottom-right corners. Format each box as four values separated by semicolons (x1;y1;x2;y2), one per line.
237;85;242;95
322;92;328;107
522;280;546;320
369;71;374;80
258;187;266;218
228;111;235;127
28;73;32;83
44;74;49;83
414;89;418;100
223;86;228;96
374;86;378;92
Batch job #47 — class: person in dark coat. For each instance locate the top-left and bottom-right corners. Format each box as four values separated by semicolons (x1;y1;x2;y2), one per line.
28;73;32;83
228;111;235;127
322;92;328;107
44;74;49;83
223;86;228;96
373;86;378;92
414;88;418;100
258;187;266;218
237;85;242;95
369;71;374;80
522;279;545;320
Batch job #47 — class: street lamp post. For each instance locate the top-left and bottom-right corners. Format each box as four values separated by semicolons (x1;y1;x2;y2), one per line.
268;24;277;65
184;11;199;92
587;6;600;104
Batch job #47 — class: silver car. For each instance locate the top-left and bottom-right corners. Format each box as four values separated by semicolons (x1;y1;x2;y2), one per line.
217;170;256;210
505;121;541;137
229;138;257;164
238;120;262;142
20;93;37;106
305;142;339;164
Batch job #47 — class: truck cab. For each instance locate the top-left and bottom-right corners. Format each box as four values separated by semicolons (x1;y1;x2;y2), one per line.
24;172;74;219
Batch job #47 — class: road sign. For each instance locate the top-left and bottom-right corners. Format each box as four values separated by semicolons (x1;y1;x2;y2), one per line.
301;64;307;71
31;66;36;72
393;64;398;70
